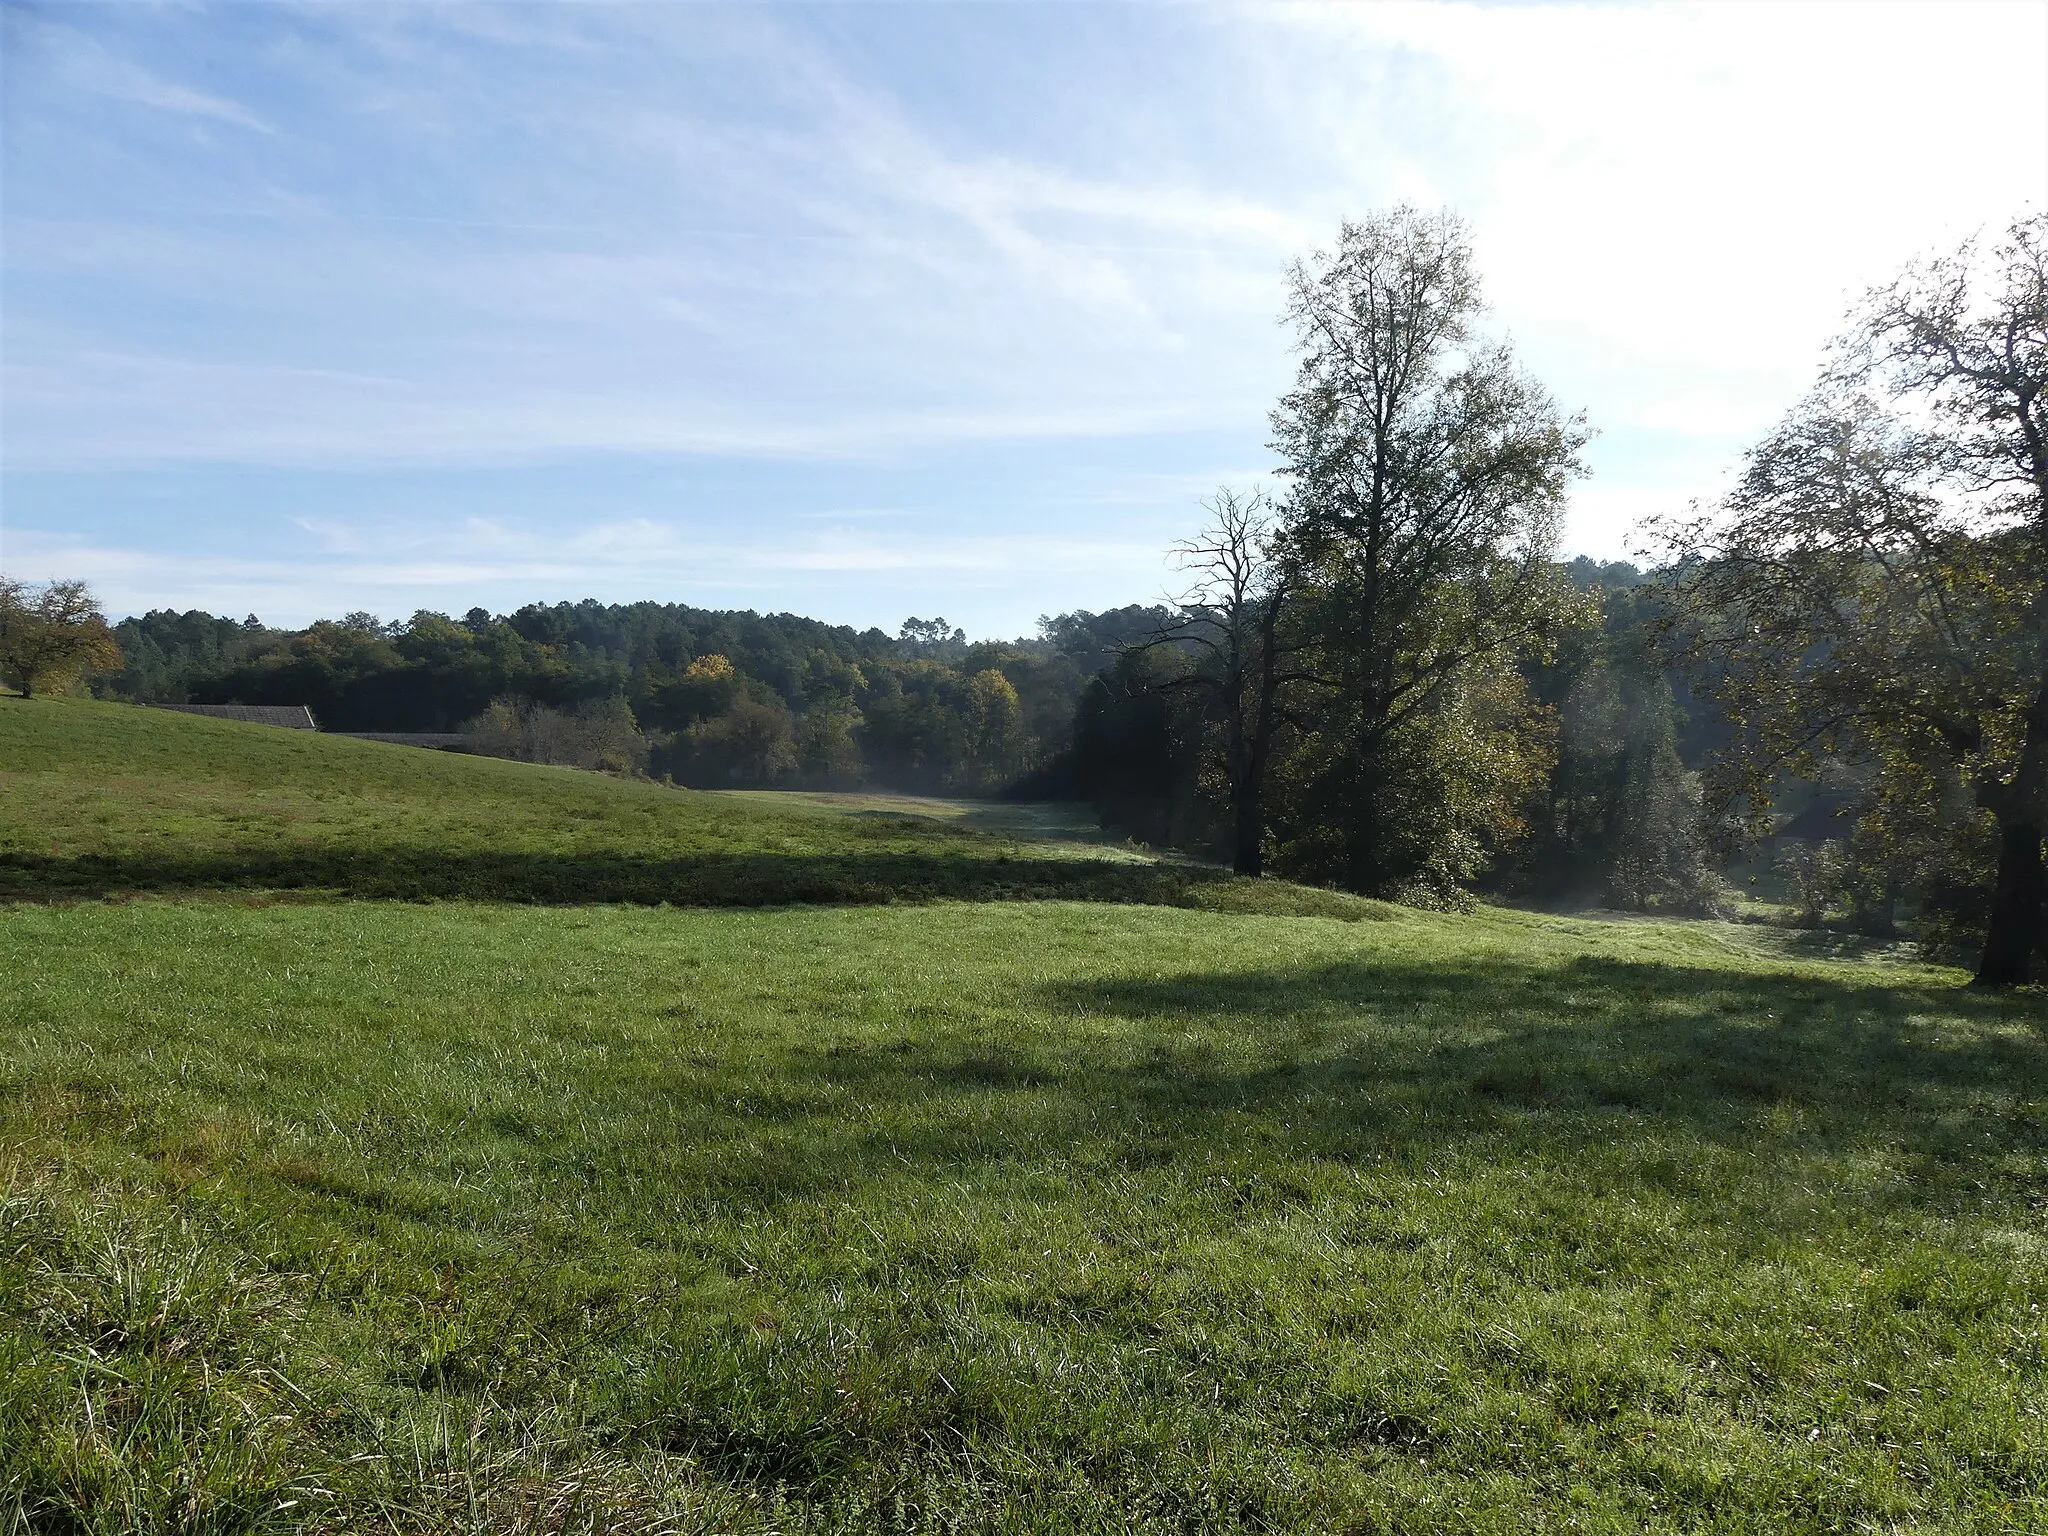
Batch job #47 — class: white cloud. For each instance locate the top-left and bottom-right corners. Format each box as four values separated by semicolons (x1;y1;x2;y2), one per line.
283;510;1161;578
5;0;2045;604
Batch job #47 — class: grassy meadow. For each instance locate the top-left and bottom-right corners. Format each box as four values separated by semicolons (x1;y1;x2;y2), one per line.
2;698;2045;1533
0;699;1359;917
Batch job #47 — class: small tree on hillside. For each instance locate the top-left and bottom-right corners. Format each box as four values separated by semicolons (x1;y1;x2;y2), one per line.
0;578;123;698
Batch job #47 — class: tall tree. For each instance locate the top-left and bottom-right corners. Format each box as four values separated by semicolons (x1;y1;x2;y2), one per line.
1666;213;2048;985
1269;208;1590;891
1853;215;2048;984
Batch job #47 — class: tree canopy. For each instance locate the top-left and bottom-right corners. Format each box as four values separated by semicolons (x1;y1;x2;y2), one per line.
1663;212;2048;984
0;580;123;699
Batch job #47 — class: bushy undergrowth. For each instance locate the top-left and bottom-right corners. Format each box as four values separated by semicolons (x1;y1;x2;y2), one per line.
465;694;651;775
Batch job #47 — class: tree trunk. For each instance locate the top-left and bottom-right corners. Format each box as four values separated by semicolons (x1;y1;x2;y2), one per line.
1975;818;2045;986
1231;779;1263;876
1976;666;2048;986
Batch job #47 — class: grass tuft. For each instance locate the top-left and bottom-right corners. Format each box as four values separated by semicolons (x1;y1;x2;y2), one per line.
0;1171;326;1535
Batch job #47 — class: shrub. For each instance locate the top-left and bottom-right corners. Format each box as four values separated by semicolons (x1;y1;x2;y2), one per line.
465;695;650;774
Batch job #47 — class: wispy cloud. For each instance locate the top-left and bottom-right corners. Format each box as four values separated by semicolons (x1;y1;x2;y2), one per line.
2;347;1223;470
38;23;273;133
3;0;2043;628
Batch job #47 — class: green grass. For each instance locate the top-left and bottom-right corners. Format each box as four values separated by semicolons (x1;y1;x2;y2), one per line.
0;698;1380;917
2;696;2045;1532
714;789;1147;851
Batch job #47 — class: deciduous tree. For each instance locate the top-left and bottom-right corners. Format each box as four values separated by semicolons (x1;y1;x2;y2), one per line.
966;668;1025;788
1145;489;1311;876
0;578;123;698
1269;208;1591;892
1663;212;2048;984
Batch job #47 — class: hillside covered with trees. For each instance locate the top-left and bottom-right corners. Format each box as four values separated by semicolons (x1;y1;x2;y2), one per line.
99;600;1169;794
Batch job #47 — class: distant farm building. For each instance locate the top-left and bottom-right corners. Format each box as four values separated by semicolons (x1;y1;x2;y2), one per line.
158;704;317;730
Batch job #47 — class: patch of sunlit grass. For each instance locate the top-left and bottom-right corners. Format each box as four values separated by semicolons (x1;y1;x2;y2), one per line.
4;895;2040;1533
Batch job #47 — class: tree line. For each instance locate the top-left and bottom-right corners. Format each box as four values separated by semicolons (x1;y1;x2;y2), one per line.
6;207;2042;984
33;543;1705;910
83;595;1171;796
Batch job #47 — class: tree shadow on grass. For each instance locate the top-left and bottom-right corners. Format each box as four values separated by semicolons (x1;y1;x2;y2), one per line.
777;952;2047;1206
0;846;1395;919
0;847;1187;908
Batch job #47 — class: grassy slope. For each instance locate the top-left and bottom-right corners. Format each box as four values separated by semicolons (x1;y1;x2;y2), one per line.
2;698;2045;1534
0;698;1374;916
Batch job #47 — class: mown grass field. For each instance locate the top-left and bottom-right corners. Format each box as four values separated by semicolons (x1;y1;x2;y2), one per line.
2;698;2045;1533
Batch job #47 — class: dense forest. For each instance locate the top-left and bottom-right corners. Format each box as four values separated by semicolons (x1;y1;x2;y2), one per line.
98;600;1167;796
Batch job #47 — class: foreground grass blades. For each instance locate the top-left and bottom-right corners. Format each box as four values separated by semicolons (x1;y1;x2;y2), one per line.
4;898;2044;1533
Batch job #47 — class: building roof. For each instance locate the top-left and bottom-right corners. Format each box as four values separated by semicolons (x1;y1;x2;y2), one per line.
158;703;318;730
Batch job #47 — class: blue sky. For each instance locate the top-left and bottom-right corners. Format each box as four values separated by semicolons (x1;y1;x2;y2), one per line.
4;1;2045;636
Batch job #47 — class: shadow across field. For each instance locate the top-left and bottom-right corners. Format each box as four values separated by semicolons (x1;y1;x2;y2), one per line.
780;952;2047;1199
0;846;1392;919
621;954;2048;1523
